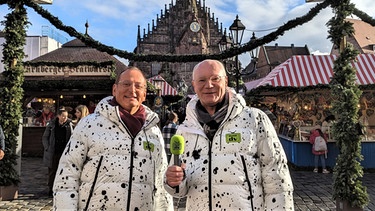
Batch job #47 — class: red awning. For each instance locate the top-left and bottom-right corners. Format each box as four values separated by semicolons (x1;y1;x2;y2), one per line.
148;75;178;96
254;54;375;88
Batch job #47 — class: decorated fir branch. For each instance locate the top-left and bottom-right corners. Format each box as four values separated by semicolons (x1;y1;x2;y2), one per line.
1;0;374;64
328;0;369;208
22;0;332;62
0;1;374;201
0;2;27;186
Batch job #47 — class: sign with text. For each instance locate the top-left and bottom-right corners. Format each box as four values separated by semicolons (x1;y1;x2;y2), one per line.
24;65;112;77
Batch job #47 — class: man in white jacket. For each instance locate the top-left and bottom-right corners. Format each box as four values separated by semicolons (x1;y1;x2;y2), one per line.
53;67;173;210
165;59;294;210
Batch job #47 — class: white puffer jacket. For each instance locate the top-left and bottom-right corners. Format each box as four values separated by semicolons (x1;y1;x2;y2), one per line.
53;96;173;210
168;89;294;210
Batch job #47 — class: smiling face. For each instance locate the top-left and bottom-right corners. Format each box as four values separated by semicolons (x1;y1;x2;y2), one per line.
112;68;147;114
192;60;228;115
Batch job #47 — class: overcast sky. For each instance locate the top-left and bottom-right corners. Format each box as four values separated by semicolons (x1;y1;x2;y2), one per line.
1;0;375;65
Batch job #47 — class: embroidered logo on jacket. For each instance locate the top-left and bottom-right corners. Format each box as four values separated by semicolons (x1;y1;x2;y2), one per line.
143;141;155;152
225;133;241;143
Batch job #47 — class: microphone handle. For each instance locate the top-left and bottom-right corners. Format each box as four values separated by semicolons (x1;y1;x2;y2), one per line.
174;155;181;193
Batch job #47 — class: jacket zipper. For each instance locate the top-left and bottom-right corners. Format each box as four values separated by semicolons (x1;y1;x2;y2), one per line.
119;110;157;210
115;106;137;211
208;138;212;211
84;155;104;211
240;155;254;211
208;104;237;209
126;136;136;211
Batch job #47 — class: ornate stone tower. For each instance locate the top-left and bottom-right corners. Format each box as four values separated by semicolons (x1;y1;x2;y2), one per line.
132;0;224;93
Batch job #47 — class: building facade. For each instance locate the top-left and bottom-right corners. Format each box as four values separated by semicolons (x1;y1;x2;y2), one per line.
0;28;64;72
132;0;224;93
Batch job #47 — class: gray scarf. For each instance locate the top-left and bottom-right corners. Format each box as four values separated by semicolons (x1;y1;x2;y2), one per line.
196;92;229;140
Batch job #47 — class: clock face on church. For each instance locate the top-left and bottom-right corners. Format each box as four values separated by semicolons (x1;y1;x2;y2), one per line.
190;21;200;32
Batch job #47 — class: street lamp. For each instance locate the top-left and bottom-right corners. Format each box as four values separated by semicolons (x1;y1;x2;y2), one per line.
218;29;233;53
229;15;246;48
248;32;259;77
230;15;245;93
218;15;247;93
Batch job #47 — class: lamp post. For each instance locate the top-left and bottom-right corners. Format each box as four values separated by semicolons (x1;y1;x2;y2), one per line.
218;15;259;94
249;32;259;72
229;15;245;93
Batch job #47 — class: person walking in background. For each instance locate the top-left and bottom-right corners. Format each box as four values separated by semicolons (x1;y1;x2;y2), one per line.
42;108;73;196
88;100;96;114
164;59;294;210
53;67;173;210
310;128;330;173
73;104;89;127
36;106;54;126
0;125;5;160
162;111;179;162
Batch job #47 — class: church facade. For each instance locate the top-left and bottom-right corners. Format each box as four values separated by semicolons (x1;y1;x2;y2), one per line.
132;0;224;93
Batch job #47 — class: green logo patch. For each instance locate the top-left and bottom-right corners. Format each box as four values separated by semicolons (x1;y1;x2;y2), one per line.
225;133;241;143
143;141;155;152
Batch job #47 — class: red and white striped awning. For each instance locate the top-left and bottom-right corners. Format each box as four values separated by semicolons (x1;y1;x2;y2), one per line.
245;78;264;91
148;75;178;96
254;54;375;88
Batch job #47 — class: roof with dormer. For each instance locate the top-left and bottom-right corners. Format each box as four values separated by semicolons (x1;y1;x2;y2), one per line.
331;19;375;55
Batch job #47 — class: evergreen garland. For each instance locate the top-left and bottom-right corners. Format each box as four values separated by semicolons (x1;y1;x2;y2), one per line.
328;0;369;208
0;1;374;202
0;1;28;186
21;0;332;62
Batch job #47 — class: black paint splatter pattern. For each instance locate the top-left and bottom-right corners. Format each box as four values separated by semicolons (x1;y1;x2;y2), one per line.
53;97;173;210
166;90;294;210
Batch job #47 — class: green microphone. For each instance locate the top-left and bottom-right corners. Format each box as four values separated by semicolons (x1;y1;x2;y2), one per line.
170;135;185;193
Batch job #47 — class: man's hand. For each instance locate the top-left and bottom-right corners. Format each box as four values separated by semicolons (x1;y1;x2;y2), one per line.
0;149;4;160
165;163;186;187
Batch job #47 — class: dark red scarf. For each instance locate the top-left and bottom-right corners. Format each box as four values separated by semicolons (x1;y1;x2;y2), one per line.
109;97;146;137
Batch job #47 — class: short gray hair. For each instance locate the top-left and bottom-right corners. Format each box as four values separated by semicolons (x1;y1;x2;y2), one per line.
192;59;226;80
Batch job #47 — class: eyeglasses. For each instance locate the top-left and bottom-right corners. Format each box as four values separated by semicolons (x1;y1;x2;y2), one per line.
117;81;147;90
194;75;225;86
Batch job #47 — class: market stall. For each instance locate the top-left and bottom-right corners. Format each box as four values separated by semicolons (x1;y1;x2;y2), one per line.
20;38;126;156
247;54;375;168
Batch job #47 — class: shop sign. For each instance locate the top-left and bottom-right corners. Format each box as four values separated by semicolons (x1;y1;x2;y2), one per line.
154;96;163;108
24;65;112;77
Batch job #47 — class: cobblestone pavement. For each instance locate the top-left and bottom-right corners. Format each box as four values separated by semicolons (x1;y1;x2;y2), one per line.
1;157;374;210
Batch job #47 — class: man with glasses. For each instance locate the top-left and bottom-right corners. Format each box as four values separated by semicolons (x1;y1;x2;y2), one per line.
53;67;173;210
165;59;294;210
